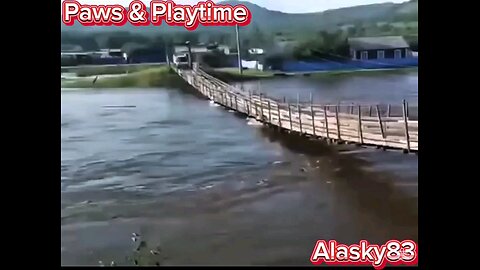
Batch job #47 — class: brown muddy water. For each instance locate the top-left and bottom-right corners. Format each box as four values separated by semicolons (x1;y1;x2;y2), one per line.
61;80;418;266
233;70;418;118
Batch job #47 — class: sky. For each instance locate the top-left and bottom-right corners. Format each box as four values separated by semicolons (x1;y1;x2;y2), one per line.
73;0;409;13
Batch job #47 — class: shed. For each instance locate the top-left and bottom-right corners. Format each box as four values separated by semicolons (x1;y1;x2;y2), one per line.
348;36;411;60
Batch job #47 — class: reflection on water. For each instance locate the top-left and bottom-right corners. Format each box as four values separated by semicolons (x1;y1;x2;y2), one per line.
61;87;417;266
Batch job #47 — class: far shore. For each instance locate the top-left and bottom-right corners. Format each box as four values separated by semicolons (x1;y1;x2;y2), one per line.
61;65;418;89
61;67;187;89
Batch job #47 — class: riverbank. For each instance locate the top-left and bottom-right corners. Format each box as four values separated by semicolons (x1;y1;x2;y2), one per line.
61;63;166;77
61;67;187;88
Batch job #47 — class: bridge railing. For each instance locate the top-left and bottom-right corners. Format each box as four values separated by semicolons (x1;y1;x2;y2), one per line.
175;67;418;152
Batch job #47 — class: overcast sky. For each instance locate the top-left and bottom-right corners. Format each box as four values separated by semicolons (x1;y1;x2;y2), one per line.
73;0;408;13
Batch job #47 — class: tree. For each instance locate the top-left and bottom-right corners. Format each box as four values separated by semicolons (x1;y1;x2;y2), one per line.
174;32;199;44
61;34;99;51
217;33;232;45
249;24;266;48
347;27;357;37
380;23;393;33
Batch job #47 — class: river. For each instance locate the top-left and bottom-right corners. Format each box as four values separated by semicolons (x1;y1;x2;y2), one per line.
61;73;418;266
233;70;418;106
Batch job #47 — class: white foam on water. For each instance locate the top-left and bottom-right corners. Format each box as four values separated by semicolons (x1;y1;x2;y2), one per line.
200;184;215;190
247;119;263;126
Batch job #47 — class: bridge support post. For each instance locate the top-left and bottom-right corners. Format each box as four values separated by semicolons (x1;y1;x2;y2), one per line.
248;91;252;116
376;105;385;139
335;105;341;141
324;105;329;141
358;105;364;144
277;102;282;128
311;105;316;136
402;100;411;153
297;93;302;134
288;103;293;131
259;94;264;120
268;100;272;123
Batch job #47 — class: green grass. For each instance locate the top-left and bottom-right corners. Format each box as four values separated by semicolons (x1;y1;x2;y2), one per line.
61;67;187;88
61;64;166;77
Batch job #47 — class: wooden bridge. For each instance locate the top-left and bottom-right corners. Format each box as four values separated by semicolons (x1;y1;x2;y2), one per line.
174;66;418;153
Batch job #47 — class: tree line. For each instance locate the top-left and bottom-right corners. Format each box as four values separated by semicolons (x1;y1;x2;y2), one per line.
61;21;417;64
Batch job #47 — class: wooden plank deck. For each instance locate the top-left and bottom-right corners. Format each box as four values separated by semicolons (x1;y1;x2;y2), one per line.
175;67;418;153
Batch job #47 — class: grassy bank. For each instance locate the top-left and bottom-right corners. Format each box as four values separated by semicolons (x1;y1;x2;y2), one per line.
62;64;166;77
61;67;187;88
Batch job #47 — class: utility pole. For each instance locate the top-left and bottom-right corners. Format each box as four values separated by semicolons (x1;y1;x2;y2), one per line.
186;41;192;69
235;25;243;75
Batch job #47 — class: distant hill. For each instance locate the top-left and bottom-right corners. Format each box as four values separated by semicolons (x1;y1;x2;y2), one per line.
61;0;417;35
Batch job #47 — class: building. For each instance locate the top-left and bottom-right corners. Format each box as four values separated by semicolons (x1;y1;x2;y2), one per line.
172;43;236;67
173;44;232;55
174;44;208;54
348;36;412;60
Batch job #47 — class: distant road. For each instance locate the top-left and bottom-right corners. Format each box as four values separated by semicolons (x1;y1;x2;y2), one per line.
61;62;167;71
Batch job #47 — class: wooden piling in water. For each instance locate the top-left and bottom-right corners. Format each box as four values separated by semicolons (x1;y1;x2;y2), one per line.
259;93;264;120
324;105;329;140
288;103;293;130
376;105;385;139
277;102;282;128
358;105;363;144
311;105;316;136
248;91;252;116
297;94;303;134
335;105;341;140
268;100;272;123
297;103;303;134
403;100;411;152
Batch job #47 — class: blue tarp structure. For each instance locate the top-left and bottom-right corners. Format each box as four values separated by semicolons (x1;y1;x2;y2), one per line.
280;58;418;73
